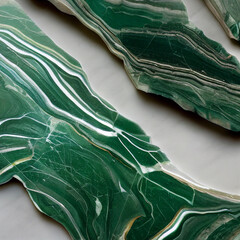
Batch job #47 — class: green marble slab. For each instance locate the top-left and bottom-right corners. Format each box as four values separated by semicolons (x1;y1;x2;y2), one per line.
1;0;240;239
49;0;240;131
205;0;240;41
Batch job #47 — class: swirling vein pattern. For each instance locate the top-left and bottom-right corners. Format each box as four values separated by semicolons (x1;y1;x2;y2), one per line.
48;0;240;131
204;0;240;41
1;1;240;240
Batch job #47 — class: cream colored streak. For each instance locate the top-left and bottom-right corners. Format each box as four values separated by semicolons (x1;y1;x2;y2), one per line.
204;0;235;39
0;146;27;154
0;154;33;175
105;0;184;15
153;208;228;240
48;0;74;15
0;0;15;6
126;28;235;69
0;134;42;140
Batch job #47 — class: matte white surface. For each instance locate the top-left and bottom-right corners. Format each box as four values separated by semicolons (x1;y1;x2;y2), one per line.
1;0;240;239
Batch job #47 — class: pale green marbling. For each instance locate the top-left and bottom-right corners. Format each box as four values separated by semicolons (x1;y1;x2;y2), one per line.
1;1;240;240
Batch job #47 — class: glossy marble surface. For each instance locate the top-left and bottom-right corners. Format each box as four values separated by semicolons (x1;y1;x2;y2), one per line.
2;0;240;239
48;0;240;132
204;0;240;41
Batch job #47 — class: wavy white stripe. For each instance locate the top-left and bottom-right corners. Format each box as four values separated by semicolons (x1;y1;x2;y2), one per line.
154;208;228;240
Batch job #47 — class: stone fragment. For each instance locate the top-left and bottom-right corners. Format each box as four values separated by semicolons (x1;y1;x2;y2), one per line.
205;0;240;41
1;1;240;239
49;0;240;131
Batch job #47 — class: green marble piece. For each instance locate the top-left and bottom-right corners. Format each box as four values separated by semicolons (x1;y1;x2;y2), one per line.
49;0;240;131
205;0;240;41
2;1;240;239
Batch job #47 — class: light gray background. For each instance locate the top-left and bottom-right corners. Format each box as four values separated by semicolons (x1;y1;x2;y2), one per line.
1;0;240;239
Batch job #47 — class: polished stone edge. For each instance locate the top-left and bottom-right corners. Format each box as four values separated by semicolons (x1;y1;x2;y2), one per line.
204;0;240;41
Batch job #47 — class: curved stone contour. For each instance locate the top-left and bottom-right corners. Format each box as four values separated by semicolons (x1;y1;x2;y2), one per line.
204;0;240;41
48;0;240;131
1;1;240;239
